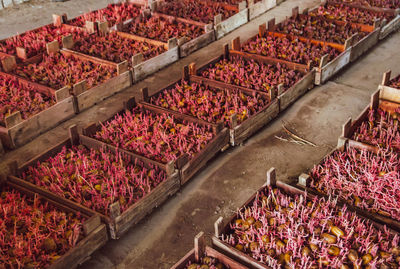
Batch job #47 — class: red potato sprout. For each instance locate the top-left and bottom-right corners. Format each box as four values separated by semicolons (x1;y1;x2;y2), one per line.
242;35;341;67
310;4;394;25
92;108;214;163
68;3;142;27
72;32;166;65
22;145;168;216
124;16;205;42
201;56;303;93
222;186;400;268
311;147;400;221
277;15;367;44
0;188;85;268
388;74;400;89
0;25;86;58
0;75;55;126
150;81;268;127
352;108;400;151
341;0;400;9
13;52;117;90
185;256;229;269
156;0;237;24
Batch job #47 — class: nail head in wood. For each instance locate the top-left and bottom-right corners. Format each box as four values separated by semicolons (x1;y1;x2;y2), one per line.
214;216;223;237
266;167;276;187
298;173;310;187
194;231;206;262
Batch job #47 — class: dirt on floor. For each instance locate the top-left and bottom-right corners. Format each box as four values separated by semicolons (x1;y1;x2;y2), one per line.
0;0;400;268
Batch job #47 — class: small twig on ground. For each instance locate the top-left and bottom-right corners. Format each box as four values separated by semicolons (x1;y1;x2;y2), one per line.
281;121;317;147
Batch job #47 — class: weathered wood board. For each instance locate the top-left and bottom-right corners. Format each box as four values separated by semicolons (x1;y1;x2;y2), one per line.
248;0;276;20
215;8;249;39
350;28;380;62
315;48;351;85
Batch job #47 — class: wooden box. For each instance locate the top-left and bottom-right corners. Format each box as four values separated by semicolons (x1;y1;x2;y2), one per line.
147;65;279;146
1;177;107;269
213;168;400;268
9;124;180;239
0;70;75;149
341;74;400;153
152;12;216;57
171;232;248;269
83;96;230;185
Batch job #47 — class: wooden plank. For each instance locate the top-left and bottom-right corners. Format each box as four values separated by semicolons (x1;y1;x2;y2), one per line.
133;47;179;81
380;15;400;40
7;97;75;148
179;30;215;58
180;128;230;185
116;31;168;49
379;84;400;103
215;8;248;39
248;0;276;20
231;100;279;146
278;69;315;111
350;28;380;62
61;49;119;69
113;171;180;238
75;71;131;112
316;47;351;85
172;243;247;269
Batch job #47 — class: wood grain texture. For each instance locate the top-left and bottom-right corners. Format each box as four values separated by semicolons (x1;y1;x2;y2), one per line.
350;28;380;62
76;71;132;113
179;30;215;58
248;0;276;20
380;15;400;40
316;48;351;85
215;9;248;40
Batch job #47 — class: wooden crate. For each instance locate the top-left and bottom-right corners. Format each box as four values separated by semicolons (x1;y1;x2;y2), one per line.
152;12;216;57
83;95;229;185
248;0;276;21
214;1;249;39
297;138;400;232
241;22;351;85
1;177;107;269
341;75;400;153
0;17;87;64
147;65;279;146
8;45;132;114
0;71;75;149
171;231;248;269
197;43;315;113
213;168;400;268
9;124;180;240
324;0;400;39
116;30;179;81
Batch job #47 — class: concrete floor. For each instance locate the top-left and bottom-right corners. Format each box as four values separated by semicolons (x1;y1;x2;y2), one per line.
1;0;400;268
